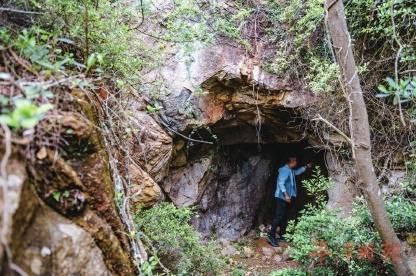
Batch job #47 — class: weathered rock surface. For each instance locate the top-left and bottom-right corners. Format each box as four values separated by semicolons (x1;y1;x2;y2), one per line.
191;151;272;240
162;152;215;207
1;90;135;275
128;163;163;210
146;43;317;145
128;99;173;182
13;199;112;276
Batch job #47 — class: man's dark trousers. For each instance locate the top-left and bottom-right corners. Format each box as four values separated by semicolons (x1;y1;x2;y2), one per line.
269;197;289;240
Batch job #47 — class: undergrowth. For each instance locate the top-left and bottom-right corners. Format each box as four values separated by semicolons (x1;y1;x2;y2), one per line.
275;166;416;275
135;202;225;275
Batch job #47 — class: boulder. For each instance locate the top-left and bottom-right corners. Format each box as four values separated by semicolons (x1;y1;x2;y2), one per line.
13;205;112;276
128;163;163;210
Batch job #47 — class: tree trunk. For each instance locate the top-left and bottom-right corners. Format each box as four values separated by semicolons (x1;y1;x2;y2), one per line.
324;1;411;275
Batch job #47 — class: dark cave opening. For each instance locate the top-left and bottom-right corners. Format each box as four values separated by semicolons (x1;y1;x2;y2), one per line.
191;140;328;241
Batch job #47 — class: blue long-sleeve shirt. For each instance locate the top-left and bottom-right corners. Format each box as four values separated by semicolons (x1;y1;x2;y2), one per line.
274;164;306;200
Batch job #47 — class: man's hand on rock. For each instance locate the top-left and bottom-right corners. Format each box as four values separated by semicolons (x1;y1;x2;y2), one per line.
306;163;313;169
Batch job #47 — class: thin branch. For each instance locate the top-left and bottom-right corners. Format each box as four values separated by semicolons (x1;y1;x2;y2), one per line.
157;118;214;145
390;1;406;127
0;7;44;14
312;114;352;145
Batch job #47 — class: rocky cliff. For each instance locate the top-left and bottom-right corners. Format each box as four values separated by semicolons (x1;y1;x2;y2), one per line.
2;5;410;276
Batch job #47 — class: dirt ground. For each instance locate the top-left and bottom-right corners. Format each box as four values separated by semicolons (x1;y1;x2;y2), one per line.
222;231;299;275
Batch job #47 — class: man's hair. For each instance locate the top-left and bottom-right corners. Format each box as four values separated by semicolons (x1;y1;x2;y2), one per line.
287;156;297;163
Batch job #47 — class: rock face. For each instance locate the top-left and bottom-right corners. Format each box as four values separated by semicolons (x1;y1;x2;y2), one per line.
147;43;316;140
194;153;272;240
162;153;215;207
2;90;136;275
128;163;163;210
128;100;173;182
13;197;112;276
1;157;115;276
149;42;351;240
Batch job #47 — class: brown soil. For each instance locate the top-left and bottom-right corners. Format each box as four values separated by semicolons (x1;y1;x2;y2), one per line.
223;234;300;275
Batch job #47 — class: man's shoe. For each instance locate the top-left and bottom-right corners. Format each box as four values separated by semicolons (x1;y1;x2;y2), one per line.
266;234;279;247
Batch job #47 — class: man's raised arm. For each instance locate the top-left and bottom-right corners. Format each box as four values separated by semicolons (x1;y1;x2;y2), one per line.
294;163;312;175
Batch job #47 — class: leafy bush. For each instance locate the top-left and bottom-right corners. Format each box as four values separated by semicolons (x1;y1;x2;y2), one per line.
302;166;333;209
135;202;225;275
285;194;416;275
33;0;148;85
354;196;416;234
285;208;390;275
283;166;416;274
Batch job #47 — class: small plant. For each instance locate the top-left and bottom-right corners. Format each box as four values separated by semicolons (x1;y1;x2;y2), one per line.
302;166;332;210
135;202;225;275
230;266;246;276
139;256;158;276
306;57;340;94
377;76;416;105
0;99;53;130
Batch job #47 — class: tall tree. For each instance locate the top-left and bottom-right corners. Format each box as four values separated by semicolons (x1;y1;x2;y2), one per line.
324;0;411;275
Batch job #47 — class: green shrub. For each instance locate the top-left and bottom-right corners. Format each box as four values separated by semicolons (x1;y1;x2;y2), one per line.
135;202;225;275
283;197;416;275
286;208;391;274
33;0;148;85
284;166;404;275
354;196;416;234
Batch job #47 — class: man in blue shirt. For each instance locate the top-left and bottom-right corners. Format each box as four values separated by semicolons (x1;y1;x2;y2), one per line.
267;156;312;247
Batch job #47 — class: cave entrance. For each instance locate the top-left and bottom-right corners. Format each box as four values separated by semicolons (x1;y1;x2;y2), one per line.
193;140;327;241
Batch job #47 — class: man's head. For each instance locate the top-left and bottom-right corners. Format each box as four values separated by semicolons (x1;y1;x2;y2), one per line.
287;156;298;168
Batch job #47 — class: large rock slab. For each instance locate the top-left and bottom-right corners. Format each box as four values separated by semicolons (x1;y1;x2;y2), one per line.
192;153;272;240
143;43;316;136
13;204;112;276
128;163;163;210
162;153;215;207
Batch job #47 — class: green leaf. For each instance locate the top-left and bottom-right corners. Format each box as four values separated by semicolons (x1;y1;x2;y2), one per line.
21;117;39;129
86;54;96;72
52;191;61;202
0;115;14;127
386;77;397;89
377;84;389;94
23;85;42;99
